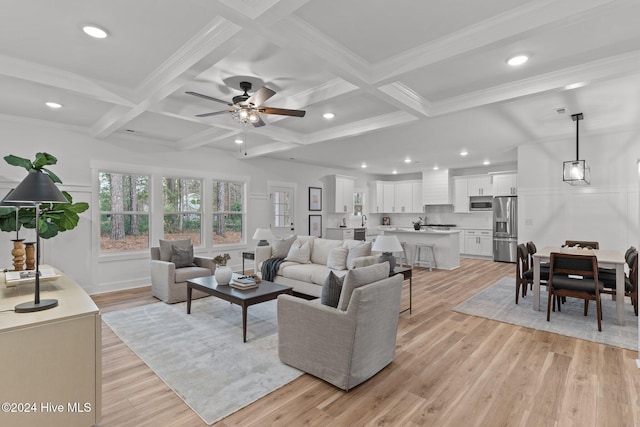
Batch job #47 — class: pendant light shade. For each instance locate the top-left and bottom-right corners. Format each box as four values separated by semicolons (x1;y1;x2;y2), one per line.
563;113;590;185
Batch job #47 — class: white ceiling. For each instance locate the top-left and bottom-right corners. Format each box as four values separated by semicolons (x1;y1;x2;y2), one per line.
1;0;640;175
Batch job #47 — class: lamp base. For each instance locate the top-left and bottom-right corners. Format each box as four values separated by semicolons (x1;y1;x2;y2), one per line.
15;299;58;313
378;252;396;273
257;240;269;247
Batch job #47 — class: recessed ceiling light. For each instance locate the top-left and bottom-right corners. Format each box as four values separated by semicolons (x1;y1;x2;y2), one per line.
433;165;439;171
460;150;468;156
392;169;398;174
565;82;586;90
507;55;528;66
82;25;109;39
404;157;411;163
361;162;367;168
234;138;244;144
483;160;490;165
45;102;62;109
323;113;335;119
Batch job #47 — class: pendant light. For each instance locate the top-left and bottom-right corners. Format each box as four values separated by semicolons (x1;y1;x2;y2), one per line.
563;113;590;185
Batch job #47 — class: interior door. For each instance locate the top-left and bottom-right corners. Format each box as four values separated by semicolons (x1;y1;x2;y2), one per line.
269;184;295;237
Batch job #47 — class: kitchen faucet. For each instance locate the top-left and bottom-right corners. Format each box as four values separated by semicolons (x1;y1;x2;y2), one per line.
361;214;367;227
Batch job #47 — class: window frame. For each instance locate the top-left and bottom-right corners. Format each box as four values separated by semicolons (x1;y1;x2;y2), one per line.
162;176;204;247
211;179;247;247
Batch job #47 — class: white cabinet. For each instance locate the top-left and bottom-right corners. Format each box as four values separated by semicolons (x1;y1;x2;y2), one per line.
463;229;493;256
422;169;451;205
453;177;469;213
325;228;355;240
467;175;493;196
374;180;422;213
493;173;517;196
324;175;355;213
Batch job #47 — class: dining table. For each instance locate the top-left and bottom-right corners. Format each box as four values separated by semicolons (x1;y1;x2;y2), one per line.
532;246;627;325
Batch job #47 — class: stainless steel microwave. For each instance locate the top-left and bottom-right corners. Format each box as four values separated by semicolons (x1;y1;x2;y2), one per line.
469;196;493;211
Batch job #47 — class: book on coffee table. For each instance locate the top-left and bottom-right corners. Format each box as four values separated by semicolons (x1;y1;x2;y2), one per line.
230;281;258;290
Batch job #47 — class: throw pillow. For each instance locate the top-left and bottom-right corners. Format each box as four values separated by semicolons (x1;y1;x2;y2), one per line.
346;241;372;269
170;244;194;268
159;239;192;262
285;240;311;263
337;261;390;311
327;246;348;270
272;234;297;258
311;238;343;265
320;271;344;308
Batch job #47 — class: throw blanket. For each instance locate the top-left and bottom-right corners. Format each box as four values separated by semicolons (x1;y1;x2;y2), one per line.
261;257;285;282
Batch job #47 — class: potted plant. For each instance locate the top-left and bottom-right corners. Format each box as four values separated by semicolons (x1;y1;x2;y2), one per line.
213;253;232;285
412;217;424;230
0;153;89;269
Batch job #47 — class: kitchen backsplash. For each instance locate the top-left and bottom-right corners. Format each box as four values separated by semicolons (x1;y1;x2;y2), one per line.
368;207;492;229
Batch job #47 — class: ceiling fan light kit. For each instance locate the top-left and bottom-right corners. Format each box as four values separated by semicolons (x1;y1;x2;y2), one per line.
563;112;590;185
186;80;305;129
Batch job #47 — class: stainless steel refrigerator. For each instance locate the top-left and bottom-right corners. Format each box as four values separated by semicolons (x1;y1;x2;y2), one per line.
493;196;517;263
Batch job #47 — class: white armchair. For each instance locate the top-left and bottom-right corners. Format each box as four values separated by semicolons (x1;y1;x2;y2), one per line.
277;266;402;391
150;241;215;304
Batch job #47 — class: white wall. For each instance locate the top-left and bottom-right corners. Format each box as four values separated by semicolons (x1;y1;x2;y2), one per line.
518;129;640;251
0;119;369;294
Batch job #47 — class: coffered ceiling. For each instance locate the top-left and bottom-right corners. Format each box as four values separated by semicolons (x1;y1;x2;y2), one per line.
1;0;639;175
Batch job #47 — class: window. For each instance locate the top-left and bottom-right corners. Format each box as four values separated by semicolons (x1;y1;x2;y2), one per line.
212;180;244;245
163;177;202;245
99;172;149;252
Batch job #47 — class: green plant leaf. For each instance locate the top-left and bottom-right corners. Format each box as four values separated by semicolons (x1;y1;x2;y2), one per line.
41;167;62;183
33;152;58;169
67;202;89;214
38;221;59;239
3;155;33;171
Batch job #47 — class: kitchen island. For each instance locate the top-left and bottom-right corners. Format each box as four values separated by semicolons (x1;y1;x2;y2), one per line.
383;228;461;270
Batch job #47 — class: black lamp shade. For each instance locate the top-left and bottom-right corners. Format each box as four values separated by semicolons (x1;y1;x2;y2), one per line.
3;171;67;204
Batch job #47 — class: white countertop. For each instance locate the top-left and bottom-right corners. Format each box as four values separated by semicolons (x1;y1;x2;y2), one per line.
384;227;460;235
326;226;366;230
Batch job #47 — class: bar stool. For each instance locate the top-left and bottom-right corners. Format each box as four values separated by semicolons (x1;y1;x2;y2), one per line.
395;242;408;267
413;243;437;271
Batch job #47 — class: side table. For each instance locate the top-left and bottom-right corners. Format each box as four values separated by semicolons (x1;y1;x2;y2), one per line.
242;251;255;274
393;266;412;314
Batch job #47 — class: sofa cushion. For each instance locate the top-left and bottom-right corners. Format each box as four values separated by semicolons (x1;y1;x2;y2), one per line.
337;262;390;311
346;242;372;269
285;240;311;263
327;246;348;270
281;263;329;284
311;238;343;265
320;271;344;308
175;266;212;283
159;239;191;262
273;234;297;258
171;244;194;268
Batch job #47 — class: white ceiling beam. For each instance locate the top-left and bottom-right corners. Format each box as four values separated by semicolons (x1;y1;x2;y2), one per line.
377;82;434;117
305;111;418;144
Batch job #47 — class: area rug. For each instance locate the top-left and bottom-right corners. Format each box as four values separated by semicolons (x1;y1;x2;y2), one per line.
453;277;638;350
102;297;303;425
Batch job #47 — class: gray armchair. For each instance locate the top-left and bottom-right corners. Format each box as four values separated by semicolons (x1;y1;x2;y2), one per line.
150;243;215;304
277;269;403;391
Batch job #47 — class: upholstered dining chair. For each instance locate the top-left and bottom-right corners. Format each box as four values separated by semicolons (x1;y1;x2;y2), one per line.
547;252;604;331
524;241;550;290
564;240;599;249
600;249;638;316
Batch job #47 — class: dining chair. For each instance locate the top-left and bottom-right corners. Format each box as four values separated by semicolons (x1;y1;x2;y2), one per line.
525;241;550;291
515;244;529;304
600;249;638;316
547;252;604;331
563;240;599;249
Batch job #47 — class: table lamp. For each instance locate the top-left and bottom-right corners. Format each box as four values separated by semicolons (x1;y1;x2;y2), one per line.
3;171;68;313
253;228;273;246
372;235;403;272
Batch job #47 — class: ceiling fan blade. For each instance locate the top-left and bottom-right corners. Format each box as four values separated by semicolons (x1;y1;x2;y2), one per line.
196;110;230;117
252;116;266;128
247;86;276;107
259;107;306;117
185;91;232;106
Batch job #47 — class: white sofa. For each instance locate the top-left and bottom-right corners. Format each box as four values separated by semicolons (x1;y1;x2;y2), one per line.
255;235;378;297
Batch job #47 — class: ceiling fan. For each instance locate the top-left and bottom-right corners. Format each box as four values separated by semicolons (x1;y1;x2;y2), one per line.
186;81;306;127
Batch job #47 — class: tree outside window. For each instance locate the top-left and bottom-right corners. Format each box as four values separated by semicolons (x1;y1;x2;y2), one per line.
163;177;202;245
99;172;149;252
212;181;244;245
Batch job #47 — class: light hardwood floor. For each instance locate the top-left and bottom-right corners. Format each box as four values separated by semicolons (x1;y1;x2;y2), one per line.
92;258;640;426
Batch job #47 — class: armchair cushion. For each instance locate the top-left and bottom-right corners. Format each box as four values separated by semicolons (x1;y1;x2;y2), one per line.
337;262;390;311
159;239;192;261
170;244;194;268
321;271;344;308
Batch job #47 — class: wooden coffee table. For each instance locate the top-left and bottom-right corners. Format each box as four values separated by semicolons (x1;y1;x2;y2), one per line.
186;274;293;342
